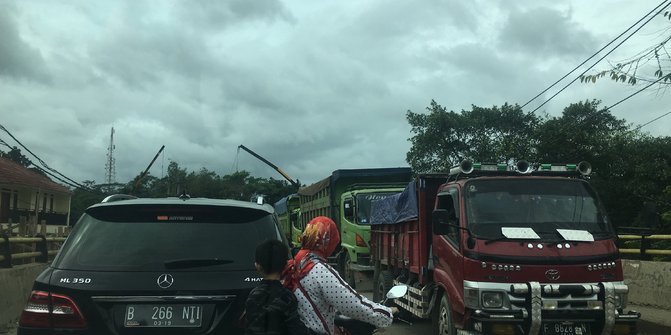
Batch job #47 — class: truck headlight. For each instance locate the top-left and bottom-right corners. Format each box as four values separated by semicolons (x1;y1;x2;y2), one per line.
482;291;504;308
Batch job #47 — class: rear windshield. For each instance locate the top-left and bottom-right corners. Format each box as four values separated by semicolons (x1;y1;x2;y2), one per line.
53;204;282;271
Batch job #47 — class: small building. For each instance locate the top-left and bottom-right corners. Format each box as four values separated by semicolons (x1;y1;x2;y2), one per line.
0;157;72;227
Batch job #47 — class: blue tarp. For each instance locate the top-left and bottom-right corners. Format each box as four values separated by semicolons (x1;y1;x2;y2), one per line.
369;181;418;225
274;194;296;215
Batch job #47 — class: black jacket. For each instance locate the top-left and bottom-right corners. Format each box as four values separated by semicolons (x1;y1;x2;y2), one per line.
244;280;308;335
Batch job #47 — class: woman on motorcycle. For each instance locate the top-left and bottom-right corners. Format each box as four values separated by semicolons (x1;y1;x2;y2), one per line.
282;216;396;334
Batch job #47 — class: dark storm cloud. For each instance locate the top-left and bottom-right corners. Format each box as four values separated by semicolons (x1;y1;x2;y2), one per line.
499;6;598;58
90;26;224;89
173;0;294;30
0;1;666;187
0;4;49;81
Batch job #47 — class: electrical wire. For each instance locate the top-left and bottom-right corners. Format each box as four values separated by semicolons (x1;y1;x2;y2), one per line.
533;71;667;160
521;0;670;109
0;123;92;191
526;0;671;113
632;110;671;131
605;75;666;110
0;140;100;193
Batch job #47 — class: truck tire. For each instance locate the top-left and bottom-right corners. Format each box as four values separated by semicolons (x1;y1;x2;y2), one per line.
375;270;393;302
432;292;456;335
342;252;356;289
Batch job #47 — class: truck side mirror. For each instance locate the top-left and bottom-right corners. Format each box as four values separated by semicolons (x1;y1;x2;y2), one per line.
432;209;456;235
343;199;355;222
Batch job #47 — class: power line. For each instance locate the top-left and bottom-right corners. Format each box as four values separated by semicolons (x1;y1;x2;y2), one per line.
0;138;12;150
605;75;666;110
1;138;100;193
521;0;670;109
0;123;93;191
632;110;671;131
526;0;671;113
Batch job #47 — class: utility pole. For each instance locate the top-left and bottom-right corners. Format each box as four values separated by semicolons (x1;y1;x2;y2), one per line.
104;127;116;193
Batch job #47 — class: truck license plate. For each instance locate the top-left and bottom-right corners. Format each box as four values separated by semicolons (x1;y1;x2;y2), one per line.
542;322;589;335
124;304;203;328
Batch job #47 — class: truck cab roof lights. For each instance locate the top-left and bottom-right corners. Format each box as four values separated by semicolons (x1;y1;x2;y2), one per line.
577;161;592;175
538;161;592;176
450;160;592;177
449;160;474;175
516;160;533;174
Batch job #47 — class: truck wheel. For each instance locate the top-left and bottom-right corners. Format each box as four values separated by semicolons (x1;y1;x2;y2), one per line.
376;270;393;302
432;293;456;335
343;253;356;289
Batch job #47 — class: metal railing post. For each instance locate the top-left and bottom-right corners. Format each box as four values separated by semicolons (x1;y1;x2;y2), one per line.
640;236;651;260
37;235;48;263
1;234;12;268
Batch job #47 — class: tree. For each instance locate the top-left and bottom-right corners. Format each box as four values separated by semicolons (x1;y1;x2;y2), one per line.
69;181;105;225
69;165;301;225
534;100;629;164
0;146;31;167
405;99;671;233
406;100;540;172
593;135;671;230
166;161;188;196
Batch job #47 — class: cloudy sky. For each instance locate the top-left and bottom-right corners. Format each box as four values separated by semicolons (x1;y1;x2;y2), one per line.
0;0;669;187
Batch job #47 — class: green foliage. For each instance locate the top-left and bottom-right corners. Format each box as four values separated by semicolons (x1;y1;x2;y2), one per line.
406;100;540;172
406;99;671;233
534;100;629;163
69;162;299;225
0;147;31;167
69;181;106;225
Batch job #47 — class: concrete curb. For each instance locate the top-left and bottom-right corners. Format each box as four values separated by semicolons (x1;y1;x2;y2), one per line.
629;304;671;329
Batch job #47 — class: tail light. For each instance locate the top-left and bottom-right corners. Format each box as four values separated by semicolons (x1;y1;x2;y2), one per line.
355;233;367;247
19;291;87;329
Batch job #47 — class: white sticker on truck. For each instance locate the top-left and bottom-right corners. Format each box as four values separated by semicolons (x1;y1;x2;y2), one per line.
556;229;594;242
501;227;541;239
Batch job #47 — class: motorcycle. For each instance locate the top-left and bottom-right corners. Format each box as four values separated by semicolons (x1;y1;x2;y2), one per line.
334;285;409;335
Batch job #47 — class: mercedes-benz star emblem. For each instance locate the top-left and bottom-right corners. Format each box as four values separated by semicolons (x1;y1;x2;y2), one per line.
545;269;560;281
157;274;174;289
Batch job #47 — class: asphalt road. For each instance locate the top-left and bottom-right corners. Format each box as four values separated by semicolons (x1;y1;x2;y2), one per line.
2;314;668;335
3;289;667;335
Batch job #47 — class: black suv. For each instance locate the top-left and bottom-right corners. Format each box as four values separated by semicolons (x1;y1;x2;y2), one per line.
18;196;286;334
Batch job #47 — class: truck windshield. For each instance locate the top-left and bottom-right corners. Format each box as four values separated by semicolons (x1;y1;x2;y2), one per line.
356;192;398;224
464;179;613;240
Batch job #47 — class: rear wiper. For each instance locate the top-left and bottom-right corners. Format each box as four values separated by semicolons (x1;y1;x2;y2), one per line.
164;258;234;269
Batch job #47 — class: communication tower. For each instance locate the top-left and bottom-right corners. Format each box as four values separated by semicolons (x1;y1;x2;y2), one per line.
104;127;116;192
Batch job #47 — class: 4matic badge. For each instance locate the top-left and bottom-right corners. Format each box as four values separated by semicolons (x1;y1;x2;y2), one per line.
244;277;262;282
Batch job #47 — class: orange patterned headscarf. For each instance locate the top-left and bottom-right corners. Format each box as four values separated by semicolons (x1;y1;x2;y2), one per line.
282;216;341;290
300;216;340;258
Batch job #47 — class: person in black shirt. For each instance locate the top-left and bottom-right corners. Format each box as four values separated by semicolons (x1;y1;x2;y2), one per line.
245;239;307;335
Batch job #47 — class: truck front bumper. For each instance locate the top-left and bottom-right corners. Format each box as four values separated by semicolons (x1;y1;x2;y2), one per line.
462;281;640;335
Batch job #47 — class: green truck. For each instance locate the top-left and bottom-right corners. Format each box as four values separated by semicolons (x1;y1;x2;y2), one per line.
274;193;302;248
295;168;412;287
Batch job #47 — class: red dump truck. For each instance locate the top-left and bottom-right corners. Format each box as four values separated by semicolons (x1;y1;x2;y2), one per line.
369;161;640;335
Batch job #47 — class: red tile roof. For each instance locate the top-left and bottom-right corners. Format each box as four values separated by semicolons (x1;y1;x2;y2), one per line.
0;157;71;194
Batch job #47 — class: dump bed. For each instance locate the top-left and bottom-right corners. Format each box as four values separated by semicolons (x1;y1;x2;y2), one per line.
297;167;412;229
370;174;448;284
